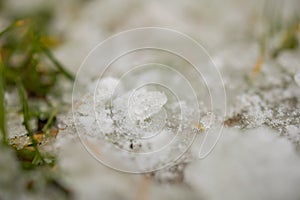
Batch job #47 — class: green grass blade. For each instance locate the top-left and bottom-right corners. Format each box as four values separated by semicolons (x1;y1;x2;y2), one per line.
42;108;57;133
0;53;7;145
41;45;74;81
17;80;44;164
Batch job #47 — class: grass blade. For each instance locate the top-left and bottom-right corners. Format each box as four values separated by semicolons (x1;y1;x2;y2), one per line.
41;45;74;81
17;80;44;164
0;53;7;145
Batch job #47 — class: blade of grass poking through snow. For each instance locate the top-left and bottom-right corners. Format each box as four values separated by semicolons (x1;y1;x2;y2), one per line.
42;107;57;134
0;53;7;145
17;80;45;165
41;45;75;81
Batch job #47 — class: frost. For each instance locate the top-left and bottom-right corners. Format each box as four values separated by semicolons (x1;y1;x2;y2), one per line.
225;59;300;144
227;91;300;144
229;94;273;128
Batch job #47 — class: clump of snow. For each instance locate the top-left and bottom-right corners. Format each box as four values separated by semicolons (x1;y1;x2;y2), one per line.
71;76;202;172
93;77;120;103
185;127;300;200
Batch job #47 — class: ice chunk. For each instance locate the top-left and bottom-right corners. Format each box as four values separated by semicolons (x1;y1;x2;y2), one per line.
111;89;167;139
128;89;167;122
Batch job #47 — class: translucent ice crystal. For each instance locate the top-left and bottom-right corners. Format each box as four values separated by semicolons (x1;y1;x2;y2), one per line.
111;89;168;140
128;89;167;122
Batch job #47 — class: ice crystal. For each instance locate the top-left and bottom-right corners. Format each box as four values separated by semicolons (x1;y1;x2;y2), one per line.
128;89;167;122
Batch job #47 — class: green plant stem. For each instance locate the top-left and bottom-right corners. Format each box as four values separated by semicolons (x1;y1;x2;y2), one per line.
0;53;8;145
17;80;44;164
0;23;14;37
41;45;75;81
42;108;57;133
0;20;28;37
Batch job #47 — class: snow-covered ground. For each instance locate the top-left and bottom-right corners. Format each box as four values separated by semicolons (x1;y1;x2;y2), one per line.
1;0;300;199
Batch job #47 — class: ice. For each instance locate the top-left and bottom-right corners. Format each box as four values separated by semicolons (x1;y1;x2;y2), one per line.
128;89;167;122
71;74;201;173
93;77;120;103
107;88;168;139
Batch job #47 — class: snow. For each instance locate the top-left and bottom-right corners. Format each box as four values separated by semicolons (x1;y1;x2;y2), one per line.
294;72;300;87
71;76;200;172
1;0;300;199
185;127;300;200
